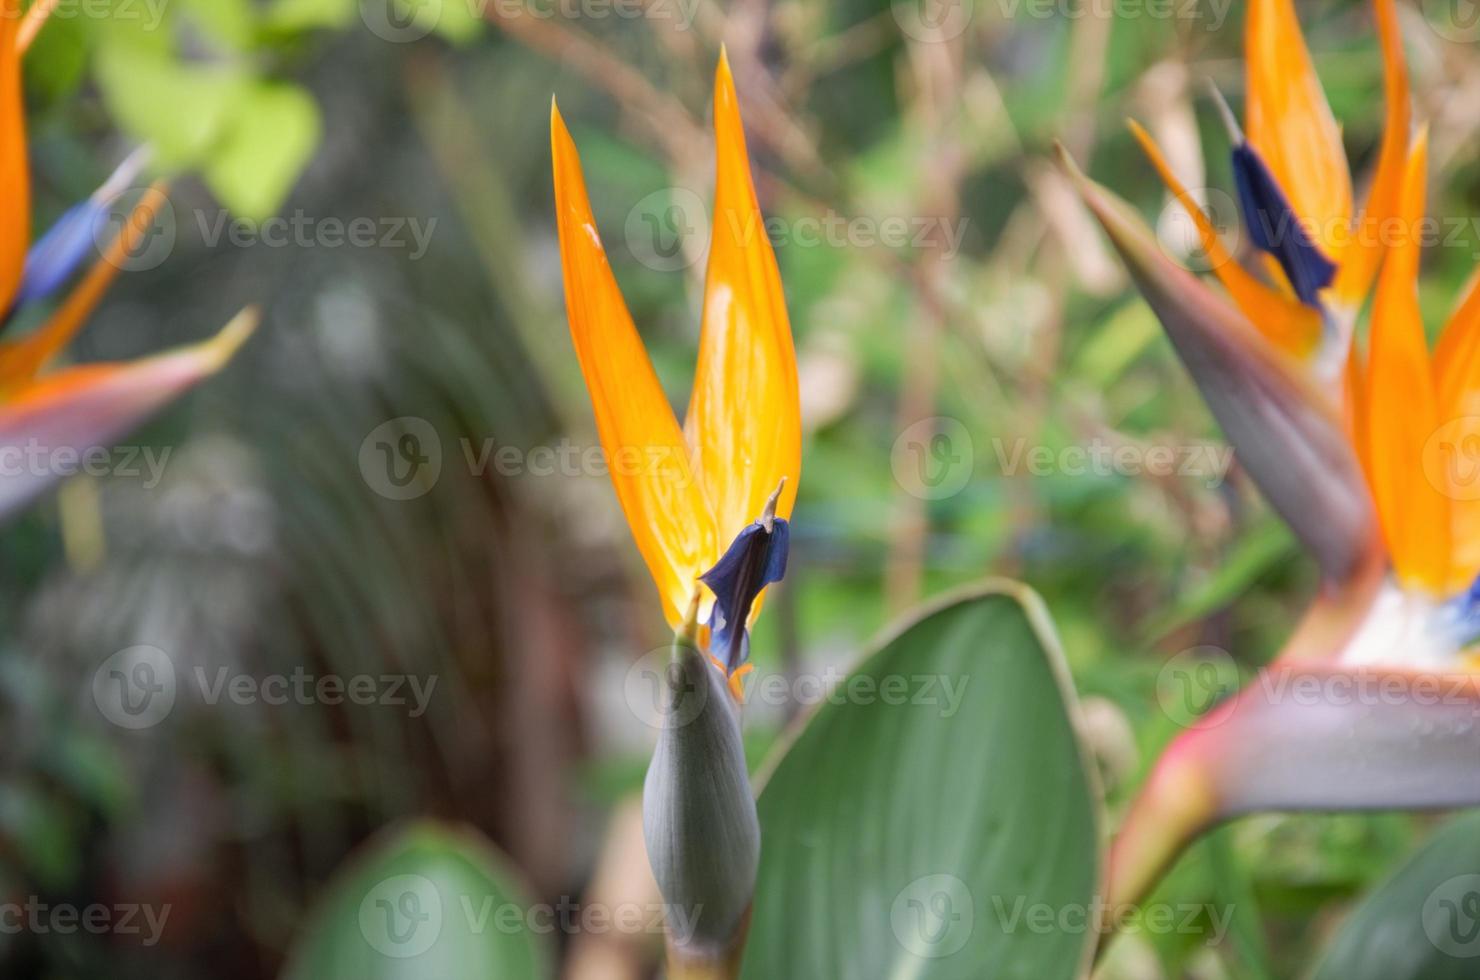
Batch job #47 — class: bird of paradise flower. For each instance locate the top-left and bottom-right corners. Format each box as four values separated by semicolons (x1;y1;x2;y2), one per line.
0;0;255;520
1063;0;1480;920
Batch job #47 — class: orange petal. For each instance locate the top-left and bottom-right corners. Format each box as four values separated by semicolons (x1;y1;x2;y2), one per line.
1332;0;1411;309
685;51;801;547
1244;0;1352;256
0;182;169;388
1431;267;1480;587
1363;129;1448;593
551;102;715;627
1129;119;1322;358
0;0;28;311
0;308;256;521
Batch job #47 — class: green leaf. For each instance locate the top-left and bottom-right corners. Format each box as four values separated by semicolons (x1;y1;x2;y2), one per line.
282;821;551;979
94;39;251;166
1311;811;1480;980
744;581;1101;979
204;82;320;219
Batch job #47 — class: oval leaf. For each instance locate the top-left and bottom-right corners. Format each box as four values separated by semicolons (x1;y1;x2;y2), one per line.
282;820;550;980
1312;811;1480;980
743;582;1100;979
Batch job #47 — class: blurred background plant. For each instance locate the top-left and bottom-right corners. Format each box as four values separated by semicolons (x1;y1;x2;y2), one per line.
7;0;1480;976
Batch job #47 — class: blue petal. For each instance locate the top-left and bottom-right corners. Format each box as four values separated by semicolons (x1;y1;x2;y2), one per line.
13;199;102;311
1230;142;1337;308
699;518;790;673
1441;572;1480;649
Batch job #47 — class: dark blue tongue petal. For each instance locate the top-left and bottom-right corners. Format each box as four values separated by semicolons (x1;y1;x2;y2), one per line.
700;518;790;673
1441;572;1480;649
1231;141;1338;308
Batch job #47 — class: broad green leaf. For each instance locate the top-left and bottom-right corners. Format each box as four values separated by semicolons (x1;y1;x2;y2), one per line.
282;821;551;980
93;40;250;166
744;581;1100;979
1311;811;1480;980
204;82;321;219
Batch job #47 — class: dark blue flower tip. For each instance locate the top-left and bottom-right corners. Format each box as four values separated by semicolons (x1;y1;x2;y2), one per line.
1442;572;1480;648
1230;141;1337;309
699;516;790;674
8;148;150;324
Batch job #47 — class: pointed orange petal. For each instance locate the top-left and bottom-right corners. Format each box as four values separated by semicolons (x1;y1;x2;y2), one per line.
1433;265;1480;413
1129;119;1322;358
0;182;169;388
0;0;28;311
1244;0;1352;255
1364;129;1449;593
17;0;57;52
1332;0;1411;309
1431;267;1480;587
551;102;715;627
0;308;256;521
685;51;801;549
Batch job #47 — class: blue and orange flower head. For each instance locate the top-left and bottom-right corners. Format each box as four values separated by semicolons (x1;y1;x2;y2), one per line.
1063;0;1480;921
0;1;255;520
550;51;801;698
551;53;799;967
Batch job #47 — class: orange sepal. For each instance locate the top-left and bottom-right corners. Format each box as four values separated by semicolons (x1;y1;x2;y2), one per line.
1332;0;1412;309
1363;129;1449;593
685;51;801;543
1244;0;1352;257
1431;267;1480;587
1128;119;1322;358
0;182;170;389
551;102;716;628
0;0;28;311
